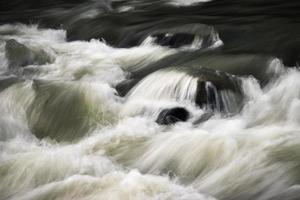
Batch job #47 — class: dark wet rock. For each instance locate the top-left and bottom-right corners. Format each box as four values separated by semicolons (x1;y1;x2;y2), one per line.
156;107;189;125
186;67;243;112
180;53;273;82
115;78;139;97
193;69;243;112
5;39;54;69
143;24;219;49
152;33;195;48
193;112;214;125
128;51;275;83
0;76;24;92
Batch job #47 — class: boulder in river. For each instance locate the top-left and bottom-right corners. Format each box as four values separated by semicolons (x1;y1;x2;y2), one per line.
152;33;195;48
5;39;54;69
193;112;214;125
26;80;116;142
156;107;190;125
0;76;24;92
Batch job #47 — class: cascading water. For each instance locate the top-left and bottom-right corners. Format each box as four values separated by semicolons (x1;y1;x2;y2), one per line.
0;1;300;200
122;70;199;118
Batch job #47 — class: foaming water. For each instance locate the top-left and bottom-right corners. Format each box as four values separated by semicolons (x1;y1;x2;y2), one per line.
122;70;200;119
169;0;211;6
0;23;300;200
127;70;198;102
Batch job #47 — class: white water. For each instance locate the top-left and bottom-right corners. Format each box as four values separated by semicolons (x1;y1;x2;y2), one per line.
0;24;300;200
169;0;211;7
122;70;199;119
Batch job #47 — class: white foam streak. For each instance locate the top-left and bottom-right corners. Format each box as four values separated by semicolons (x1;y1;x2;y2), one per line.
169;0;211;7
127;70;198;102
123;70;199;118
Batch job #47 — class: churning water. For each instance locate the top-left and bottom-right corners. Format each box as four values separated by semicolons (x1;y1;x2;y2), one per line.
0;1;300;199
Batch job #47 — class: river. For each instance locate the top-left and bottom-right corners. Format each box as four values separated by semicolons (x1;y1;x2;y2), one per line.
0;1;300;200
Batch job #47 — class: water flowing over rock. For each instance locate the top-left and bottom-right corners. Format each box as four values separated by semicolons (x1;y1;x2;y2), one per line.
0;76;24;91
5;39;54;69
193;112;214;125
26;80;117;142
117;68;243;113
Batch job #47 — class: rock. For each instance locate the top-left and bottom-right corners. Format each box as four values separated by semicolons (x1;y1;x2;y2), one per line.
193;112;214;125
5;39;53;69
156;107;190;125
146;24;219;49
152;33;195;48
26;80;116;142
183;67;242;112
0;76;24;92
115;78;138;97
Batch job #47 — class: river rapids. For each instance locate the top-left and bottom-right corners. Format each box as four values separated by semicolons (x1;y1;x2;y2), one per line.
0;1;300;200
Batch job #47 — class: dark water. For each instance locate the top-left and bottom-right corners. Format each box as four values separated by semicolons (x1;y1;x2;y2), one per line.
0;1;300;200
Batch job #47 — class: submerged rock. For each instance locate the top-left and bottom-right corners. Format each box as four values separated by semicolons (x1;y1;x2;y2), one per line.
0;76;24;92
152;33;195;48
115;78;139;97
193;112;214;125
156;107;189;125
5;39;54;69
26;80;116;142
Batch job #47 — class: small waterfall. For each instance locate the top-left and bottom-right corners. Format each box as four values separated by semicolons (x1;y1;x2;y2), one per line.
123;69;242;118
127;70;198;103
204;81;221;111
202;81;242;113
122;70;199;118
